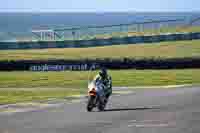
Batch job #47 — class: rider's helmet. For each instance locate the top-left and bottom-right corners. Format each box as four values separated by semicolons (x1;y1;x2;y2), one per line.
99;67;107;79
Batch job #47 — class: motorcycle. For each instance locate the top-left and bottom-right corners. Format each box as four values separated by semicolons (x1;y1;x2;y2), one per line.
87;79;107;112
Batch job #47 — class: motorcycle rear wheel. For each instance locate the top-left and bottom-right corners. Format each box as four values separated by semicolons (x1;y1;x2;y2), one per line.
98;99;105;111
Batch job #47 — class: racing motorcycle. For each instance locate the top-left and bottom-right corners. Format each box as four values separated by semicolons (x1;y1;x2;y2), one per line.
87;79;107;112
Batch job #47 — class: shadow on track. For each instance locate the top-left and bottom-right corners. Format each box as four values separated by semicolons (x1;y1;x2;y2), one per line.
104;107;160;112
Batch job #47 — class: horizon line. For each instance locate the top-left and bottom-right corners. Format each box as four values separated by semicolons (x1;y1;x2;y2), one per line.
0;10;200;13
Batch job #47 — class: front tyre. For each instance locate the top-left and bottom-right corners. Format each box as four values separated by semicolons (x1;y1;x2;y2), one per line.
87;96;95;112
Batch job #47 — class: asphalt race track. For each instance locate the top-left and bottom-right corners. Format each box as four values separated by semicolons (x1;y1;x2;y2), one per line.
0;86;200;133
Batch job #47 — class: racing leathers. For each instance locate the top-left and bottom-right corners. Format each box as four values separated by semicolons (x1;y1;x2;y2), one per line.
94;73;112;99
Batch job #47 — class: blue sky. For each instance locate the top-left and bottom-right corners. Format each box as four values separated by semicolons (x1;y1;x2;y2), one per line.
0;0;199;12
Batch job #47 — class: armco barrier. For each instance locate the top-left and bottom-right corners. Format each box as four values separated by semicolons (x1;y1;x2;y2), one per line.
0;58;200;71
0;32;200;50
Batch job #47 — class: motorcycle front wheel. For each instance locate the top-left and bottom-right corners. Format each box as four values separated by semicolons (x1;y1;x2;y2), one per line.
87;96;95;112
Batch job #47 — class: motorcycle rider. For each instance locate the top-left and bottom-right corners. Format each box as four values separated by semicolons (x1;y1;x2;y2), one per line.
94;68;112;101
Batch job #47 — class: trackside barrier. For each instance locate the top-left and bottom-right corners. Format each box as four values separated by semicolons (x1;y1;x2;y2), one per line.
0;58;200;71
0;32;200;50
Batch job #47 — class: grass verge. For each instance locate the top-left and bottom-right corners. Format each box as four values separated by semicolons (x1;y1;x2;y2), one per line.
0;69;199;104
1;40;200;61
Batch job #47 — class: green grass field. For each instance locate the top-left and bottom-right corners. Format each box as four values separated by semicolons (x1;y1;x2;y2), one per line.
0;37;200;104
1;39;200;61
0;69;199;104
